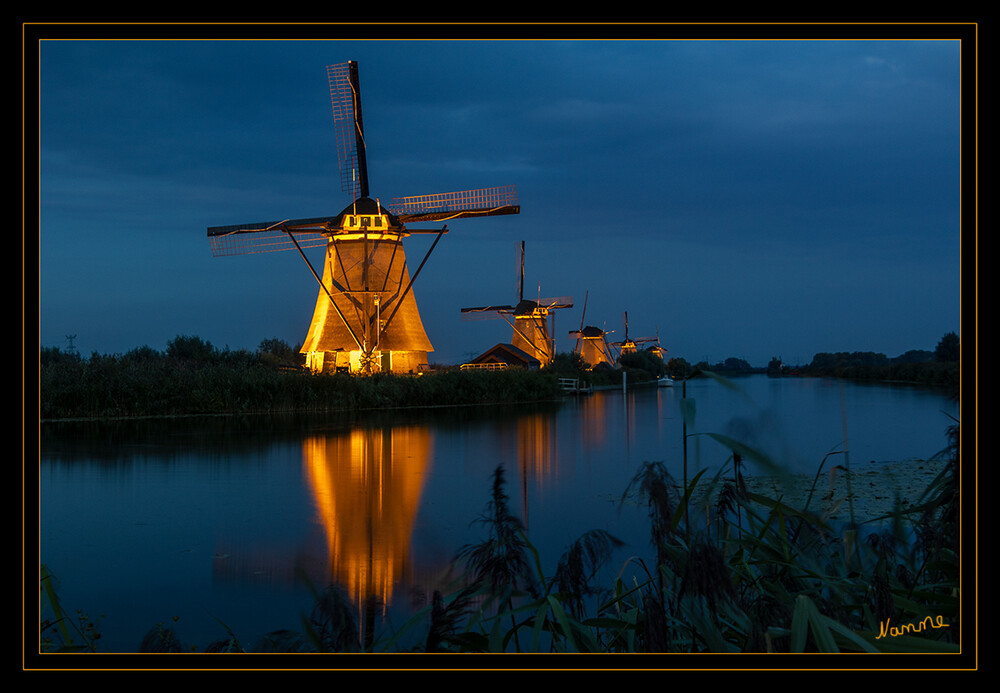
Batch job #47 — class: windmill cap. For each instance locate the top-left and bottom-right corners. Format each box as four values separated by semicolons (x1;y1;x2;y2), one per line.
333;196;402;228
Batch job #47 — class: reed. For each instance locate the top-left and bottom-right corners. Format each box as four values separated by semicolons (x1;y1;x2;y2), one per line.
38;376;961;656
39;344;564;419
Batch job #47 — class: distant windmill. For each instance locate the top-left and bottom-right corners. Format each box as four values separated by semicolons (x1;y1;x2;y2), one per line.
609;311;660;362
207;61;520;374
461;241;572;367
568;292;615;369
646;327;668;361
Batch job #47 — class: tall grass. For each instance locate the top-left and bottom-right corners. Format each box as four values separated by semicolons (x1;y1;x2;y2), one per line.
38;374;961;656
39;346;564;419
39;434;960;655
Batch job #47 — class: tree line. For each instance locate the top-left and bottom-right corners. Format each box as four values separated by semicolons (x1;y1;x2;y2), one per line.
780;331;960;388
38;331;960;420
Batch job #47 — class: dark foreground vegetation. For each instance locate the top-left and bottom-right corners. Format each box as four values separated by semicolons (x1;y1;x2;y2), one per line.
39;433;961;655
39;335;565;420
39;371;962;656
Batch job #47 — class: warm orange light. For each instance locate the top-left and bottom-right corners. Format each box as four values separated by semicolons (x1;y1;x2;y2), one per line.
302;426;433;625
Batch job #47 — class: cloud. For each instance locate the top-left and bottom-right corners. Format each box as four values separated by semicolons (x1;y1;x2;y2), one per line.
35;37;963;365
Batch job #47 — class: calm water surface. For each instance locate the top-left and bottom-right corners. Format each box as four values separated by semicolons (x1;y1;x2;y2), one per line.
38;374;958;652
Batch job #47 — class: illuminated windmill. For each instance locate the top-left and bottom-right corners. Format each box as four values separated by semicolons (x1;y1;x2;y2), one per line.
646;329;667;361
568;292;615;369
461;241;572;367
610;311;660;362
207;61;520;374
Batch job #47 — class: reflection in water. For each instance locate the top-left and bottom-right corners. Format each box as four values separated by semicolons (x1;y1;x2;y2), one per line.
39;377;958;651
576;390;610;449
513;411;559;529
301;425;432;639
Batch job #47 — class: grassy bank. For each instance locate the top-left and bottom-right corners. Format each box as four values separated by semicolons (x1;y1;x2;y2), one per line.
38;343;564;420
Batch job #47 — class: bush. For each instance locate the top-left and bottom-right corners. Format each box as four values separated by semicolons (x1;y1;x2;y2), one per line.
619;349;667;380
166;335;217;362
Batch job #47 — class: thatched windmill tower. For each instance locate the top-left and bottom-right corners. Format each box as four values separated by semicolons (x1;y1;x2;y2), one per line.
208;61;520;374
567;291;615;369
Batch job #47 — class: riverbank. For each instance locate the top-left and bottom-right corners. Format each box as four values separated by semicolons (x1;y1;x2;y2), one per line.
38;356;566;420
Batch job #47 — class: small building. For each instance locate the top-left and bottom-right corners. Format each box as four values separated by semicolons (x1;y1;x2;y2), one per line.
461;343;542;370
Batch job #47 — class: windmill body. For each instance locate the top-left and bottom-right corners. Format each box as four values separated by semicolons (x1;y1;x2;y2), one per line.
570;324;615;369
207;61;519;374
567;291;614;369
298;198;434;374
510;299;567;366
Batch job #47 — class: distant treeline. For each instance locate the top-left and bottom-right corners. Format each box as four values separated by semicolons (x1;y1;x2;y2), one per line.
772;331;960;389
38;335;564;420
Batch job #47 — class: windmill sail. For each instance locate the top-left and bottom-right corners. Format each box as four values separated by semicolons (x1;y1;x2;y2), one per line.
207;60;520;374
207;216;337;256
328;61;369;201
390;186;519;223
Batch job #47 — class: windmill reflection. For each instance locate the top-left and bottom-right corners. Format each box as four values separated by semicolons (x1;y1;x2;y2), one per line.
299;409;565;641
301;425;432;637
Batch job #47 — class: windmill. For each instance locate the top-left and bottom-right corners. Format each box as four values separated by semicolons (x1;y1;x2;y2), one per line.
646;327;668;361
609;312;660;362
568;292;615;369
461;241;572;367
207;61;520;375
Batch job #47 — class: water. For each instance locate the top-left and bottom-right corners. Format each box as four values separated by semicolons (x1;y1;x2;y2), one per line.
37;374;958;652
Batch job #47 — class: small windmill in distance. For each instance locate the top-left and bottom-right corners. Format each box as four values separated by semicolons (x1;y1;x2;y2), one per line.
461;241;572;367
609;311;661;363
568;292;615;369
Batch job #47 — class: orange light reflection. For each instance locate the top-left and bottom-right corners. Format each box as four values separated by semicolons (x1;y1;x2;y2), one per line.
302;426;432;621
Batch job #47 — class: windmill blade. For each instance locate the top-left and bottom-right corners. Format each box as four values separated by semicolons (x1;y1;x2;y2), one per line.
538;296;574;310
575;290;588;351
460;304;517;321
390;185;519;223
327;61;369;201
207;216;338;256
517;240;525;302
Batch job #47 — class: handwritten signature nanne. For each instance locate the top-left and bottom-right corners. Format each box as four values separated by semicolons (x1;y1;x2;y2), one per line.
876;615;949;639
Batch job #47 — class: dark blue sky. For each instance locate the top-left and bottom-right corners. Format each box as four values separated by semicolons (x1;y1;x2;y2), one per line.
36;32;966;367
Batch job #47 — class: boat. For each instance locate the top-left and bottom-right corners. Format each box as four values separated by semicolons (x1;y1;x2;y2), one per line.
657;376;676;387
